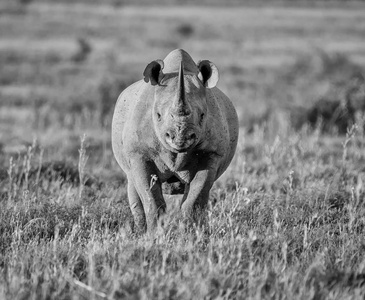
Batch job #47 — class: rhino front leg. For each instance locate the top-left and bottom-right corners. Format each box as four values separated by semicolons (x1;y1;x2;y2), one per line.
181;166;217;217
129;158;166;233
127;178;146;232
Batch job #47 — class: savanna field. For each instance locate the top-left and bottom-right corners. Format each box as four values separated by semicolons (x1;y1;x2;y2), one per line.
1;1;365;299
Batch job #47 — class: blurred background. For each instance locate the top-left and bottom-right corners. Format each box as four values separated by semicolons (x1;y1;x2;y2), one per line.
1;0;365;183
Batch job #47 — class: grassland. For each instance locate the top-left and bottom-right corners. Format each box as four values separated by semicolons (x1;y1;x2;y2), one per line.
1;2;365;299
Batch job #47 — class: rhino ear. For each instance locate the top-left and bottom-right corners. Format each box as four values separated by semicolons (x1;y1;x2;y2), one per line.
197;60;219;88
143;59;164;86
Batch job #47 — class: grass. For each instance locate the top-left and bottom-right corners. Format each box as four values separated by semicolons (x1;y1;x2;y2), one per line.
1;2;365;299
1;127;365;299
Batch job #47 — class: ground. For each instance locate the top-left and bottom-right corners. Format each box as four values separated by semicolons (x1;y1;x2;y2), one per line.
1;2;365;299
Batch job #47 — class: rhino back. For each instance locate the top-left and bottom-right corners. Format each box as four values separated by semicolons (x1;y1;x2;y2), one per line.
163;49;199;74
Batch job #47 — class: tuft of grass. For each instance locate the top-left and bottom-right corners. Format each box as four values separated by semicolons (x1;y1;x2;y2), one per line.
176;23;195;38
18;0;33;6
245;51;365;135
71;38;92;63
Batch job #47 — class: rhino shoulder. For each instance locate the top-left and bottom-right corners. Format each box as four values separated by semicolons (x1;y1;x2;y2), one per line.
112;80;158;164
207;87;238;131
114;79;157;126
200;87;239;154
115;80;145;106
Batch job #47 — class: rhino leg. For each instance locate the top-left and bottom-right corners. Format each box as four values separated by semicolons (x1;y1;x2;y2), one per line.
129;158;166;233
181;167;216;217
127;178;146;232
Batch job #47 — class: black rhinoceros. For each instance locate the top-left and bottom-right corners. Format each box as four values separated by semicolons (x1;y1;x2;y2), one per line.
112;49;239;232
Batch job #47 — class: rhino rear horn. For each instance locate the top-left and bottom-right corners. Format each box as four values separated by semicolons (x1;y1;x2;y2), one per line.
143;59;164;86
197;60;219;88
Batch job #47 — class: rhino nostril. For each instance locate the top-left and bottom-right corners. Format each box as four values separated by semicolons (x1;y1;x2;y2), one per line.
166;132;175;140
189;133;196;140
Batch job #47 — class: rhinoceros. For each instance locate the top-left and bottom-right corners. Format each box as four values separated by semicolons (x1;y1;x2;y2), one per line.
112;49;239;232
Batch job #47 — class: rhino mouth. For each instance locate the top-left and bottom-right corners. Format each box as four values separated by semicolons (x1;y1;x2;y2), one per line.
171;145;193;152
166;137;197;153
168;142;195;153
164;130;197;152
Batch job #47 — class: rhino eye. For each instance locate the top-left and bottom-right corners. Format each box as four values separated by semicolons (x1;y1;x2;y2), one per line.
199;113;205;125
157;113;161;121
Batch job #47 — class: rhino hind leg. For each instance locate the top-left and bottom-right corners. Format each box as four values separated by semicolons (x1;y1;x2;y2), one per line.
127;178;146;232
162;176;185;195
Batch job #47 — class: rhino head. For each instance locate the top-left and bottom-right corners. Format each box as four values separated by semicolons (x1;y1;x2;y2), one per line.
143;50;219;153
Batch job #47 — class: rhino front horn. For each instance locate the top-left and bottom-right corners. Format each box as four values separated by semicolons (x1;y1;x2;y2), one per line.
171;62;191;117
197;60;219;88
143;59;164;86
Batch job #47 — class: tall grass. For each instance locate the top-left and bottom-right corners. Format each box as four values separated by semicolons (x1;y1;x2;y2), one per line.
1;117;365;299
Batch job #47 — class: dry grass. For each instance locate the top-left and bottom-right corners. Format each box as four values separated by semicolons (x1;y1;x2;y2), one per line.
1;2;365;299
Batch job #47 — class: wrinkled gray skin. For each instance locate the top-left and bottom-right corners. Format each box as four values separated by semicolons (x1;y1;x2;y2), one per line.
112;49;239;233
